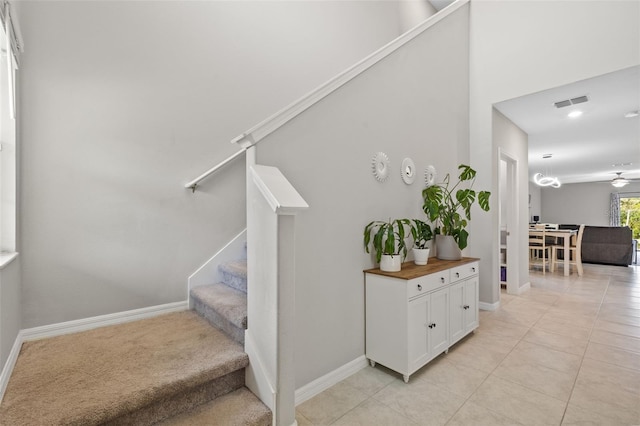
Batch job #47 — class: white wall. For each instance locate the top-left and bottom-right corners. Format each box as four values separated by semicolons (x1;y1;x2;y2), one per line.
16;1;403;328
256;6;469;388
493;109;528;293
541;181;640;226
469;0;640;305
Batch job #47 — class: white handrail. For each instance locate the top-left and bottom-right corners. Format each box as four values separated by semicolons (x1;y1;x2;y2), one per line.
184;149;246;192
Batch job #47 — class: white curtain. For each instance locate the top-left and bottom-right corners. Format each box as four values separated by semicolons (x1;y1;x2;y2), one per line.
610;192;621;226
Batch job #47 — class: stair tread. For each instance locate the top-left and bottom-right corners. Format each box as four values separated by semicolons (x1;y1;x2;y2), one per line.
0;311;248;426
219;259;248;277
191;283;247;329
158;387;271;426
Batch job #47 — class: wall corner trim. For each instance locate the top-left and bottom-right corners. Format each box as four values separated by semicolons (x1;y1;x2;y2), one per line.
295;355;368;406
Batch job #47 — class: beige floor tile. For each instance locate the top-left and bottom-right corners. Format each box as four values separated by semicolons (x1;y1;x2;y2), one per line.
296;381;369;425
446;401;524;426
444;344;508;373
467;376;566;426
542;309;597;328
508;340;582;375
411;356;488;398
561;402;634;426
296;411;314;426
594;318;640;338
476;317;530;340
492;353;577;400
489;309;544;328
342;364;397;397
598;305;640;319
589;329;640;352
584;341;640;371
532;315;592;340
372;379;465;426
330;399;417;426
596;311;640;327
569;358;640;424
522;328;588;356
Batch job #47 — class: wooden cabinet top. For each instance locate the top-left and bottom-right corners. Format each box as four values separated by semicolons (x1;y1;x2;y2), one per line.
364;257;479;280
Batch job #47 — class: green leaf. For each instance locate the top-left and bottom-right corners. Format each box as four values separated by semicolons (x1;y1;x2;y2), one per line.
478;191;491;211
458;164;476;181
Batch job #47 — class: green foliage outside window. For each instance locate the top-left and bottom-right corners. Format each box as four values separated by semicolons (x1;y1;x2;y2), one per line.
620;197;640;240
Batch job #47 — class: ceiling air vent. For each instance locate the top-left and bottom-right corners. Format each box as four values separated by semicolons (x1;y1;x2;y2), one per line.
554;95;589;108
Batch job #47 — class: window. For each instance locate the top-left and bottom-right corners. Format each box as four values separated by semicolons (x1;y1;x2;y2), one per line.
0;6;18;256
620;195;640;240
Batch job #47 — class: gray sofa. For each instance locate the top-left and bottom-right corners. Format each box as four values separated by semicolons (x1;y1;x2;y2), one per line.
559;225;633;266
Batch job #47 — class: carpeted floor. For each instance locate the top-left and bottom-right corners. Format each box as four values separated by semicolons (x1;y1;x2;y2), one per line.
0;311;248;425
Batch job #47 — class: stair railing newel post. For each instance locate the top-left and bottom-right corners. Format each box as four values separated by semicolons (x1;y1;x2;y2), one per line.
245;161;308;426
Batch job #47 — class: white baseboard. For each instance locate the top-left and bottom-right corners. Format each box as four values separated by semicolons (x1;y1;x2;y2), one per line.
295;355;368;406
0;331;24;403
517;282;531;294
479;300;500;311
21;301;189;342
1;301;188;403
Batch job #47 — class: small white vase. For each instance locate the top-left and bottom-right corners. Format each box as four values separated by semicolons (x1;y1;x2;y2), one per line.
435;235;462;260
412;247;430;265
380;254;402;272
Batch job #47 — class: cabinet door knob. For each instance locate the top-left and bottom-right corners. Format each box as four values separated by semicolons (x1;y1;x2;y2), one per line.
440;277;445;283
456;272;460;278
472;267;476;272
463;305;470;310
417;284;422;291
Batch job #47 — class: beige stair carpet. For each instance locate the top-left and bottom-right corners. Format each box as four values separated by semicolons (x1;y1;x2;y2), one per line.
0;311;248;425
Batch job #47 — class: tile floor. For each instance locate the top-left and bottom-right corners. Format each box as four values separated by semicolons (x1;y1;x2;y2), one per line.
296;263;640;425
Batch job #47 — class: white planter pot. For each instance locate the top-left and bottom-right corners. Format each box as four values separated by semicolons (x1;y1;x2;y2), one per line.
380;254;402;272
436;235;462;260
412;247;430;265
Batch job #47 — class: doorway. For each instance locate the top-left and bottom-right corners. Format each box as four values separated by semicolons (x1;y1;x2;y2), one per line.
498;149;519;295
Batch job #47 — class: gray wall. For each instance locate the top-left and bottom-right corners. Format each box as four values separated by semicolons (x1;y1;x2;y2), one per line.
17;1;403;328
541;182;640;226
469;0;640;305
257;6;469;388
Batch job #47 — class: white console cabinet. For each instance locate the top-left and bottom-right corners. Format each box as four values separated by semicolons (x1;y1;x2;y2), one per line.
365;258;479;383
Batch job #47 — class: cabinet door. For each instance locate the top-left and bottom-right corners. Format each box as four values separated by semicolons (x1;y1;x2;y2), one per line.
429;288;449;356
463;277;479;332
408;294;430;372
448;282;465;344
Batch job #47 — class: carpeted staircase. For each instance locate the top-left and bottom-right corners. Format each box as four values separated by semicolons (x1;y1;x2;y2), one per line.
0;251;271;425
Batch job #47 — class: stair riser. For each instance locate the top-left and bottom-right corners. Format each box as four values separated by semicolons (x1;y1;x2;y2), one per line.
193;297;245;345
220;269;247;293
103;369;245;426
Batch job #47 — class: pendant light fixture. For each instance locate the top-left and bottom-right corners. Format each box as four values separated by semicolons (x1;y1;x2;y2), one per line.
534;154;561;188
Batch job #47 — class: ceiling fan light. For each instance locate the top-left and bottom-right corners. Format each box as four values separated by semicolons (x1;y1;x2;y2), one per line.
611;178;629;188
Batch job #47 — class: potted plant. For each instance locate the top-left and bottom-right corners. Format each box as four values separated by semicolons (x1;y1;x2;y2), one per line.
422;164;491;260
410;219;433;265
363;218;411;272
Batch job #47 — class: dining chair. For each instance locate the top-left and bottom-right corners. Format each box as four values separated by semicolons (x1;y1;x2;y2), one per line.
551;224;585;276
529;228;550;274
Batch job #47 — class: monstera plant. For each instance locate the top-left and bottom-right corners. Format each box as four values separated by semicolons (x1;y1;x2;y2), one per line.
422;164;491;259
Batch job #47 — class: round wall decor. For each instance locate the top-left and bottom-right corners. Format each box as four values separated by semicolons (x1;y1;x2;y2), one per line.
424;165;437;187
372;152;390;182
401;158;416;185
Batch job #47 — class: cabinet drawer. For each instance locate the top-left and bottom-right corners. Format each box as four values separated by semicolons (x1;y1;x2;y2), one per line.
450;262;479;281
408;273;449;299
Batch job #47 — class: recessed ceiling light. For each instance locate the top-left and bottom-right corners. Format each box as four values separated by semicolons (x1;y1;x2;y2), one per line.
568;111;583;118
624;110;639;118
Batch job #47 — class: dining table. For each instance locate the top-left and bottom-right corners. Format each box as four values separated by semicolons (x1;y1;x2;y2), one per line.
528;228;578;276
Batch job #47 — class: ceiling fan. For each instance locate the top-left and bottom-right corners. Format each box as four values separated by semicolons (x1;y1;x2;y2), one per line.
611;172;640;188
